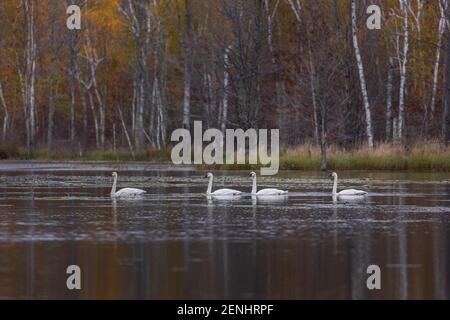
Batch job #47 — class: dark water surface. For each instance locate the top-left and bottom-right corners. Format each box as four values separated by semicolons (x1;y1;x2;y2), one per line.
0;162;449;299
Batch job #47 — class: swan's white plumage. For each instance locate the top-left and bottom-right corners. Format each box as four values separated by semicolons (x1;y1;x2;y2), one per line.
337;189;367;196
111;172;146;198
211;188;242;196
205;173;242;196
250;172;288;196
331;172;367;198
255;188;288;195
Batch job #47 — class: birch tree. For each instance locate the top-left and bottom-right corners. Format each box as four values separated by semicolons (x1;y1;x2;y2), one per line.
386;57;394;142
442;0;450;147
0;83;9;143
150;19;167;150
65;0;84;144
397;0;409;143
221;46;230;133
17;0;37;155
176;0;193;130
430;0;448;117
47;2;59;150
119;0;152;150
351;0;374;149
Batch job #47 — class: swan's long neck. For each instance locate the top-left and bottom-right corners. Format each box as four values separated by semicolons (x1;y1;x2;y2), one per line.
332;174;338;196
251;176;257;194
207;176;213;194
111;175;117;196
332;194;338;203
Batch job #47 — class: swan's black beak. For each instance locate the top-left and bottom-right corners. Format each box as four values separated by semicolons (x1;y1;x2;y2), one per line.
204;174;208;178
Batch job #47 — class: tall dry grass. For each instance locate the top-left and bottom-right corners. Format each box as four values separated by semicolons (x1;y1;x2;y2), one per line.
281;142;450;171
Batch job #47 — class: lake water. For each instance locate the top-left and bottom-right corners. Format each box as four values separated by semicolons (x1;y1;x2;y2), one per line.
0;162;449;299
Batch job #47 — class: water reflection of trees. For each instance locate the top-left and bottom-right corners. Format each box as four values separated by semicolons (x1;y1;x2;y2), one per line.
1;177;449;299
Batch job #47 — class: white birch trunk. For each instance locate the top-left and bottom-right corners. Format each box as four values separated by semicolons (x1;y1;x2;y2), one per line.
286;0;302;23
398;0;409;142
117;106;135;159
151;77;159;149
351;0;374;149
430;0;447;115
119;0;152;150
87;91;100;148
442;0;450;147
19;0;37;154
0;83;9;143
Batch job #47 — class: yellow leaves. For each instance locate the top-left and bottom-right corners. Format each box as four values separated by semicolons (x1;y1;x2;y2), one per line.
86;0;122;32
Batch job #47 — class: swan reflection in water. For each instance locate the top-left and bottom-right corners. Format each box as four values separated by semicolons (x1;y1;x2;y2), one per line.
332;194;368;204
251;194;289;205
206;194;243;204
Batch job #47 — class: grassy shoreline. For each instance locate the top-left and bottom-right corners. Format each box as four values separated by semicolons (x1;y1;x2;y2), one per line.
202;143;450;172
2;143;450;171
278;144;450;171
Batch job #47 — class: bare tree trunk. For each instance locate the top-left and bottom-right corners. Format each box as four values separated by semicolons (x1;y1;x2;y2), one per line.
182;0;193;130
88;57;105;148
47;3;58;150
333;0;355;148
69;42;88;154
0;83;9;143
28;1;36;151
135;52;145;149
398;0;409;143
119;0;152;150
87;90;100;148
308;43;320;145
19;0;37;155
442;1;450;148
287;0;321;146
430;0;447;116
203;68;212;129
117;105;135;159
150;78;159;149
64;0;84;146
264;0;282;130
100;86;106;149
68;3;78;144
131;77;136;139
80;86;88;155
351;0;374;149
112;122;116;153
320;102;328;171
386;57;394;142
221;47;230;133
69;51;76;143
150;19;167;150
287;0;302;23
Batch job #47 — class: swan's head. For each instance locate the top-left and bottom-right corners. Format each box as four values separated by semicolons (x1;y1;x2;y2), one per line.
205;172;213;179
329;172;337;179
112;172;118;178
249;172;256;178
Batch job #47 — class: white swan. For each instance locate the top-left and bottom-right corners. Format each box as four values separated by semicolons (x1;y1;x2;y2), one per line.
110;172;146;198
205;172;242;196
330;172;367;198
250;172;288;196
